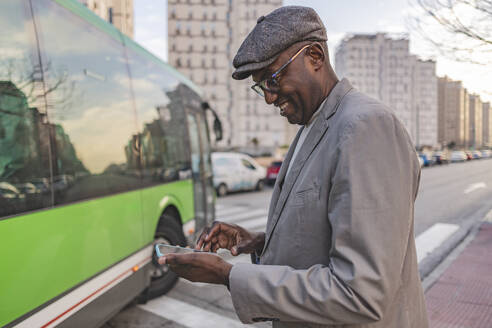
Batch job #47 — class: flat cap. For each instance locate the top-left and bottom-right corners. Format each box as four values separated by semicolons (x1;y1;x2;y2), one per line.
232;6;327;80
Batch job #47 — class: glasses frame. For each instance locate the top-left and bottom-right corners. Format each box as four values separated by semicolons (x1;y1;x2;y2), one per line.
251;44;312;97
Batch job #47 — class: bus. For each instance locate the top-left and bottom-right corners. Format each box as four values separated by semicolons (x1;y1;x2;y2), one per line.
0;0;221;327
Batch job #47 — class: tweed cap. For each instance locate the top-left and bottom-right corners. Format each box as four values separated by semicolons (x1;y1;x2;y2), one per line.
232;6;327;80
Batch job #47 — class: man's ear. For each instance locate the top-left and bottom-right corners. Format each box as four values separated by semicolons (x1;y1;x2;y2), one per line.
307;43;325;71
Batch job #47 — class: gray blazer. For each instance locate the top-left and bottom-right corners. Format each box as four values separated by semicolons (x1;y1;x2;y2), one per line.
229;79;429;327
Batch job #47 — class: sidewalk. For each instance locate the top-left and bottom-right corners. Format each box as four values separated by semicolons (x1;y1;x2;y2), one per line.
425;222;492;328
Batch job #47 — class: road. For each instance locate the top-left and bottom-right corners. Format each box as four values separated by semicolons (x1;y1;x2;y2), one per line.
105;158;492;328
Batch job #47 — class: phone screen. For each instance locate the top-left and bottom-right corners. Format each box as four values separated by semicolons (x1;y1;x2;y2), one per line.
155;244;201;257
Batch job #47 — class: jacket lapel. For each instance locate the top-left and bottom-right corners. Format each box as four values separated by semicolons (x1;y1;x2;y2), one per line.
266;127;304;228
262;117;329;254
261;78;354;255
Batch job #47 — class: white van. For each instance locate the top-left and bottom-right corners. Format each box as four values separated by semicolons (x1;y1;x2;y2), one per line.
212;152;266;196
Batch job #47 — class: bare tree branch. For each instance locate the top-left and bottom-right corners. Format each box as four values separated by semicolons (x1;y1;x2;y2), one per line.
409;0;492;65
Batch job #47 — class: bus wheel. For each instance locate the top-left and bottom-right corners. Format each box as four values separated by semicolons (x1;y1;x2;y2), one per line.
148;216;186;299
217;183;228;197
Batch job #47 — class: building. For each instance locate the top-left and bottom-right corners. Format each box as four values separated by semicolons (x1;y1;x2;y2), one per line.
168;0;290;150
413;58;438;148
469;94;483;148
79;0;134;38
483;102;491;148
437;77;469;148
335;33;438;147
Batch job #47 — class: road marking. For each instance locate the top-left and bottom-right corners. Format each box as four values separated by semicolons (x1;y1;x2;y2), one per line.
483;209;492;223
416;223;459;263
218;208;268;223
464;182;486;194
139;296;248;328
215;205;247;217
240;216;267;230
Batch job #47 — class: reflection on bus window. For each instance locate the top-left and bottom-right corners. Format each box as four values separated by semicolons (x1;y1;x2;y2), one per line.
0;1;52;218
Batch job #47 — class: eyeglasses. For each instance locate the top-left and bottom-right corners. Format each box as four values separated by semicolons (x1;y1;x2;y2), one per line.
251;44;312;97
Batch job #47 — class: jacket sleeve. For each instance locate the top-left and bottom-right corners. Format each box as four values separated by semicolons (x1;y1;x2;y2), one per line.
229;110;420;325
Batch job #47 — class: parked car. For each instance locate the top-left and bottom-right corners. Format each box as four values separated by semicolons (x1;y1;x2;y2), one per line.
481;150;491;158
450;150;467;162
418;153;433;167
0;182;24;200
432;151;449;165
472;150;482;159
212;152;266;196
266;160;283;185
418;156;424;168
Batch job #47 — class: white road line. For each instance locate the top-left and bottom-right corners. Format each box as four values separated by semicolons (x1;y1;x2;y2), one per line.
484;209;492;223
464;182;486;194
218;208;268;223
240;216;268;230
139;296;247;328
416;223;459;263
215;206;247;217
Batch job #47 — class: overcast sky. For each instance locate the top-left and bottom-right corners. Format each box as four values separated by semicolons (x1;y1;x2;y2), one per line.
134;0;491;102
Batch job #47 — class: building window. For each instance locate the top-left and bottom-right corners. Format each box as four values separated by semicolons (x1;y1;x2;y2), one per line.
176;58;182;67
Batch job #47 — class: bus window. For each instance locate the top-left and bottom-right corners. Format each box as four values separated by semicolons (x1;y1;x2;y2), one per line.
33;0;141;204
127;52;192;186
0;0;52;219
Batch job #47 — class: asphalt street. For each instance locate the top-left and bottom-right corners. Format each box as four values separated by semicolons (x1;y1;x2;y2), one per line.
105;158;492;328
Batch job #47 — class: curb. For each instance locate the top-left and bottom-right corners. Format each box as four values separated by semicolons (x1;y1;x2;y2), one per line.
419;204;492;291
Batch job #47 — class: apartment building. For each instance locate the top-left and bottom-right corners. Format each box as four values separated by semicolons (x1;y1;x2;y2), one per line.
168;0;292;149
469;94;483;148
437;77;469;148
483;102;491;148
335;33;438;147
413;58;438;147
79;0;134;38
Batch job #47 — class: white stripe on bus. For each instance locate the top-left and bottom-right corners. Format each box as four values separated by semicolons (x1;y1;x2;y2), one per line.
14;245;153;328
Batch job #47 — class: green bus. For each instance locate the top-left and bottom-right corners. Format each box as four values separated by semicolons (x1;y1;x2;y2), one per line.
0;0;221;327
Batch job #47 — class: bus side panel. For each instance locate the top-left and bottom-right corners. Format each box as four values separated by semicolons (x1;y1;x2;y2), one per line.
140;179;195;242
0;190;144;327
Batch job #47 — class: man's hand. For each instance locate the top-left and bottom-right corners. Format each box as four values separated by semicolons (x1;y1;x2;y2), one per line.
195;221;265;256
158;252;232;286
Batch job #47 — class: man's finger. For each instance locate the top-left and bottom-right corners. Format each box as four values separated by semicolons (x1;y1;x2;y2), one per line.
195;227;210;250
205;222;223;241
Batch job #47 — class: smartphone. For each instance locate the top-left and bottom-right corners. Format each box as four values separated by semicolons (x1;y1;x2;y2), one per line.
154;243;203;257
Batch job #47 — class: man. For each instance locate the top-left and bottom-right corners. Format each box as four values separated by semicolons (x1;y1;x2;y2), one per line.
158;6;429;327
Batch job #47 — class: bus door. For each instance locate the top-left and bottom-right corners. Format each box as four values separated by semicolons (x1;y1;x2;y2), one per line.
186;111;215;238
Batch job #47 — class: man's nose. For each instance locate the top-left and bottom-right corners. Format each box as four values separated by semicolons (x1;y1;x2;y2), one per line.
263;90;278;105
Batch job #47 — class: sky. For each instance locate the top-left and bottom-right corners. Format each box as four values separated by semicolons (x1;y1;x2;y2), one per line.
134;0;491;102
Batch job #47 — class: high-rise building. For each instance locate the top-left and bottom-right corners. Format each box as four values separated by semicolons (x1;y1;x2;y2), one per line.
437;77;469;148
335;33;438;147
469;94;483;148
79;0;134;38
168;0;291;150
413;58;438;148
483;102;491;148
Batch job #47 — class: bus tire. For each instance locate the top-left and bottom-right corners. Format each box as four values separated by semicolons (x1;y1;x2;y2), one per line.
148;215;186;299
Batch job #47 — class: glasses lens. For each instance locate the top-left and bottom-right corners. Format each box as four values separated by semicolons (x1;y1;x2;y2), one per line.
252;84;264;97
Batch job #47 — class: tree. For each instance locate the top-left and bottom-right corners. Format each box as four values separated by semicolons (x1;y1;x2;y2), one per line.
409;0;492;65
